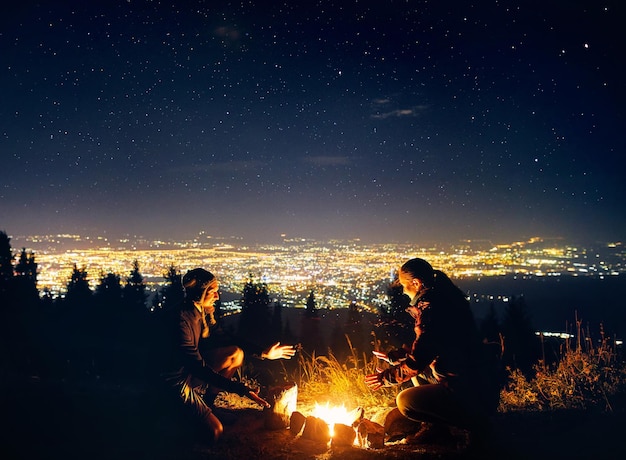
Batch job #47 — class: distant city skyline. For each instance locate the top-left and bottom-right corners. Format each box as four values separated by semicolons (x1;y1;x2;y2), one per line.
4;230;625;334
6;231;622;295
2;2;625;244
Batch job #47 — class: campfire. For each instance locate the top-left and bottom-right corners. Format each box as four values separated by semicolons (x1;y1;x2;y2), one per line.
264;383;386;449
311;402;361;437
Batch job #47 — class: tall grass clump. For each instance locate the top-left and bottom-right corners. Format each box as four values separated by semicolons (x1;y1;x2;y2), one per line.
291;335;398;409
500;317;626;413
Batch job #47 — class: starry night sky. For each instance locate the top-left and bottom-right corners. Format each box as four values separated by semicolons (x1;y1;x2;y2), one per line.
2;1;625;244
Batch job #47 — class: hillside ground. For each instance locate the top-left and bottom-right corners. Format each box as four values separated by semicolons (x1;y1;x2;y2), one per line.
2;374;625;460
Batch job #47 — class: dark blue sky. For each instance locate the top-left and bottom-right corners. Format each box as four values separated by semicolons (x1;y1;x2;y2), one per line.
2;1;624;244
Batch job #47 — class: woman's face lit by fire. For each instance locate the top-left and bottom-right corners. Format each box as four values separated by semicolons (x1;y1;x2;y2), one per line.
398;269;422;301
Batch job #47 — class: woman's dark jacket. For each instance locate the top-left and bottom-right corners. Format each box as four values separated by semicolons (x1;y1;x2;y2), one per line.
385;271;484;389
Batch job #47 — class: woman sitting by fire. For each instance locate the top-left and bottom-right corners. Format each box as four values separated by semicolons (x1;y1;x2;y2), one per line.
365;258;499;450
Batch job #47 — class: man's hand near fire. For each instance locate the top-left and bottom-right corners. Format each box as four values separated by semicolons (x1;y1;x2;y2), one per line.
261;342;297;360
246;387;271;408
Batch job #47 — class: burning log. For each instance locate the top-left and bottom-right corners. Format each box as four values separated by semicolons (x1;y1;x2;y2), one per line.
331;423;356;447
264;383;298;430
301;416;331;443
289;411;306;436
355;419;385;449
380;407;422;442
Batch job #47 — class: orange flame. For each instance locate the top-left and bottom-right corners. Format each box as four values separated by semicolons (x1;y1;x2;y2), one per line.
310;402;361;437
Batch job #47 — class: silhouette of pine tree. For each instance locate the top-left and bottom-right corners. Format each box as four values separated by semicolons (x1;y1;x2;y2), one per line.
40;287;54;310
160;264;184;312
373;280;412;352
300;289;325;355
13;248;39;310
123;260;148;316
61;264;94;377
0;232;16;367
0;230;14;298
65;264;92;310
94;272;124;379
121;260;149;379
239;275;272;347
0;244;41;375
305;289;318;318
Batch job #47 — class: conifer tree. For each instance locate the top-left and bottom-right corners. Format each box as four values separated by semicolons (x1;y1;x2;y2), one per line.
14;248;39;307
94;272;123;339
239;275;271;346
305;289;318;318
95;272;123;308
0;236;41;373
300;288;324;355
62;264;93;376
15;248;37;280
0;230;14;298
65;264;92;311
117;261;149;379
123;259;147;314
385;280;409;319
93;272;123;378
160;264;183;311
374;279;413;351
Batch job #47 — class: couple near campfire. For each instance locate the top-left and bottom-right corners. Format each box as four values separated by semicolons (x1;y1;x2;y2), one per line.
156;259;500;454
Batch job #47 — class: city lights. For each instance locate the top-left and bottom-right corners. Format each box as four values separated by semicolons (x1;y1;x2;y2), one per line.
12;234;625;314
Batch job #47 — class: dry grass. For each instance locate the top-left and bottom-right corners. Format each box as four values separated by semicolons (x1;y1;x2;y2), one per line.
227;320;626;418
499;320;626;413
289;335;399;411
275;324;626;416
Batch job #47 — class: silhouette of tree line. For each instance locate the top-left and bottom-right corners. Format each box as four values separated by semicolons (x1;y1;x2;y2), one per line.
0;230;541;386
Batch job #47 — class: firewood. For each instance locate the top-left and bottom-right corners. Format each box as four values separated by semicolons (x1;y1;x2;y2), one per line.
264;383;298;430
301;416;330;443
331;423;356;447
289;411;306;435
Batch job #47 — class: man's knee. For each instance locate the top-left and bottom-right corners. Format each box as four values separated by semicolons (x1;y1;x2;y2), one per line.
202;412;223;444
230;346;244;368
210;416;224;441
208;346;244;372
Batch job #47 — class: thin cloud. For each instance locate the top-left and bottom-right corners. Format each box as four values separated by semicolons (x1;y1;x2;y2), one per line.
370;105;429;119
303;156;352;167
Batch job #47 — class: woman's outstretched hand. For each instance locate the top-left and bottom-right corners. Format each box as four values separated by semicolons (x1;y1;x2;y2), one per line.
372;349;408;365
364;369;386;391
262;342;297;360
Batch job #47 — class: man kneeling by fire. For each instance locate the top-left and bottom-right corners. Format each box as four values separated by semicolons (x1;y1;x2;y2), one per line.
158;268;296;444
365;258;500;451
